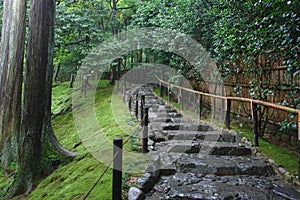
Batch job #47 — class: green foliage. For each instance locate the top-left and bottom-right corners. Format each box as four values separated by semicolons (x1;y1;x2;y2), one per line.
54;0;137;81
54;0;109;80
210;0;299;133
131;0;299;133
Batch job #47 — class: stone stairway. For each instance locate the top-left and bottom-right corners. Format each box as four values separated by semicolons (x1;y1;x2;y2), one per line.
126;85;300;200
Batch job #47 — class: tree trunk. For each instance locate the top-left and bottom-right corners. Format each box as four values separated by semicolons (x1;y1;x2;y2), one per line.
53;62;61;82
42;0;75;168
110;63;117;85
9;0;75;197
0;0;26;168
69;73;75;88
139;49;143;63
110;0;118;85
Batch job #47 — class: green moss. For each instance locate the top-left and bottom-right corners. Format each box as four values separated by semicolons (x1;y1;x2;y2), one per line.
51;82;72;115
0;80;140;199
0;164;15;197
231;122;298;175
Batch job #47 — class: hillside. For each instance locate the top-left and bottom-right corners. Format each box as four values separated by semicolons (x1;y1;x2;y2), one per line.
1;80;138;200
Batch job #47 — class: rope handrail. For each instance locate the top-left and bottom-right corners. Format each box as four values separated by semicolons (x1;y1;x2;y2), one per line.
156;75;300;114
156;75;300;141
82;113;146;199
83;151;119;200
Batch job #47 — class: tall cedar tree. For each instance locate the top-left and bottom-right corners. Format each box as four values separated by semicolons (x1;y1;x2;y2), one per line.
0;0;26;167
0;0;76;197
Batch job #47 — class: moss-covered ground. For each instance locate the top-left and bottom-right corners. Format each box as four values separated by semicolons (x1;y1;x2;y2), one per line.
0;80;140;200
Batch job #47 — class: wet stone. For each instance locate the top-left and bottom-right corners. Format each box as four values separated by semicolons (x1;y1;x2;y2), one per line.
128;187;145;200
161;123;214;131
154;140;252;156
154;174;297;199
125;86;300;200
278;167;287;174
150;118;171;123
170;118;194;123
162;130;237;142
176;154;275;176
137;173;156;193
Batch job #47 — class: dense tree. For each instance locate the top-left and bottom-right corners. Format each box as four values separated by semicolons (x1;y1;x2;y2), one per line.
131;0;300;133
210;0;300;134
54;0;109;81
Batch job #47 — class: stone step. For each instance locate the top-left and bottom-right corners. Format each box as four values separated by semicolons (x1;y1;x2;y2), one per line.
159;122;214;131
176;154;275;176
150;105;176;112
154;140;251;155
145;99;163;105
160;130;239;143
148;112;182;120
145;173;300;200
169;118;194;123
150;117;194;124
150;118;172;123
147;153;273;177
149;130;239;143
150;105;172;110
143;95;157;99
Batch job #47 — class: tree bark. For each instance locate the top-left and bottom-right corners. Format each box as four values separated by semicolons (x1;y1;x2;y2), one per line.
42;0;75;167
9;0;75;197
69;73;75;88
0;0;26;168
110;63;117;85
53;62;61;82
110;0;118;85
11;0;51;195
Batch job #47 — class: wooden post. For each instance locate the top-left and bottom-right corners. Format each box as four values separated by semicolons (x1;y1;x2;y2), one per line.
298;112;300;179
128;95;132;111
198;94;203;123
135;93;138;119
141;94;145;123
142;107;149;153
122;82;125;102
252;102;259;147
160;82;163;97
298;140;300;179
167;84;170;105
225;99;231;129
113;138;123;200
179;88;182;110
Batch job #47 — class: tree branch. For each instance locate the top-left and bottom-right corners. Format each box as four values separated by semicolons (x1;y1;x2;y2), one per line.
55;39;85;48
117;5;135;10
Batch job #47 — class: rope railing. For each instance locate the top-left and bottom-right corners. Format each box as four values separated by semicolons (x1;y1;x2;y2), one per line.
156;75;299;114
156;75;300;135
156;75;300;178
83;151;119;200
